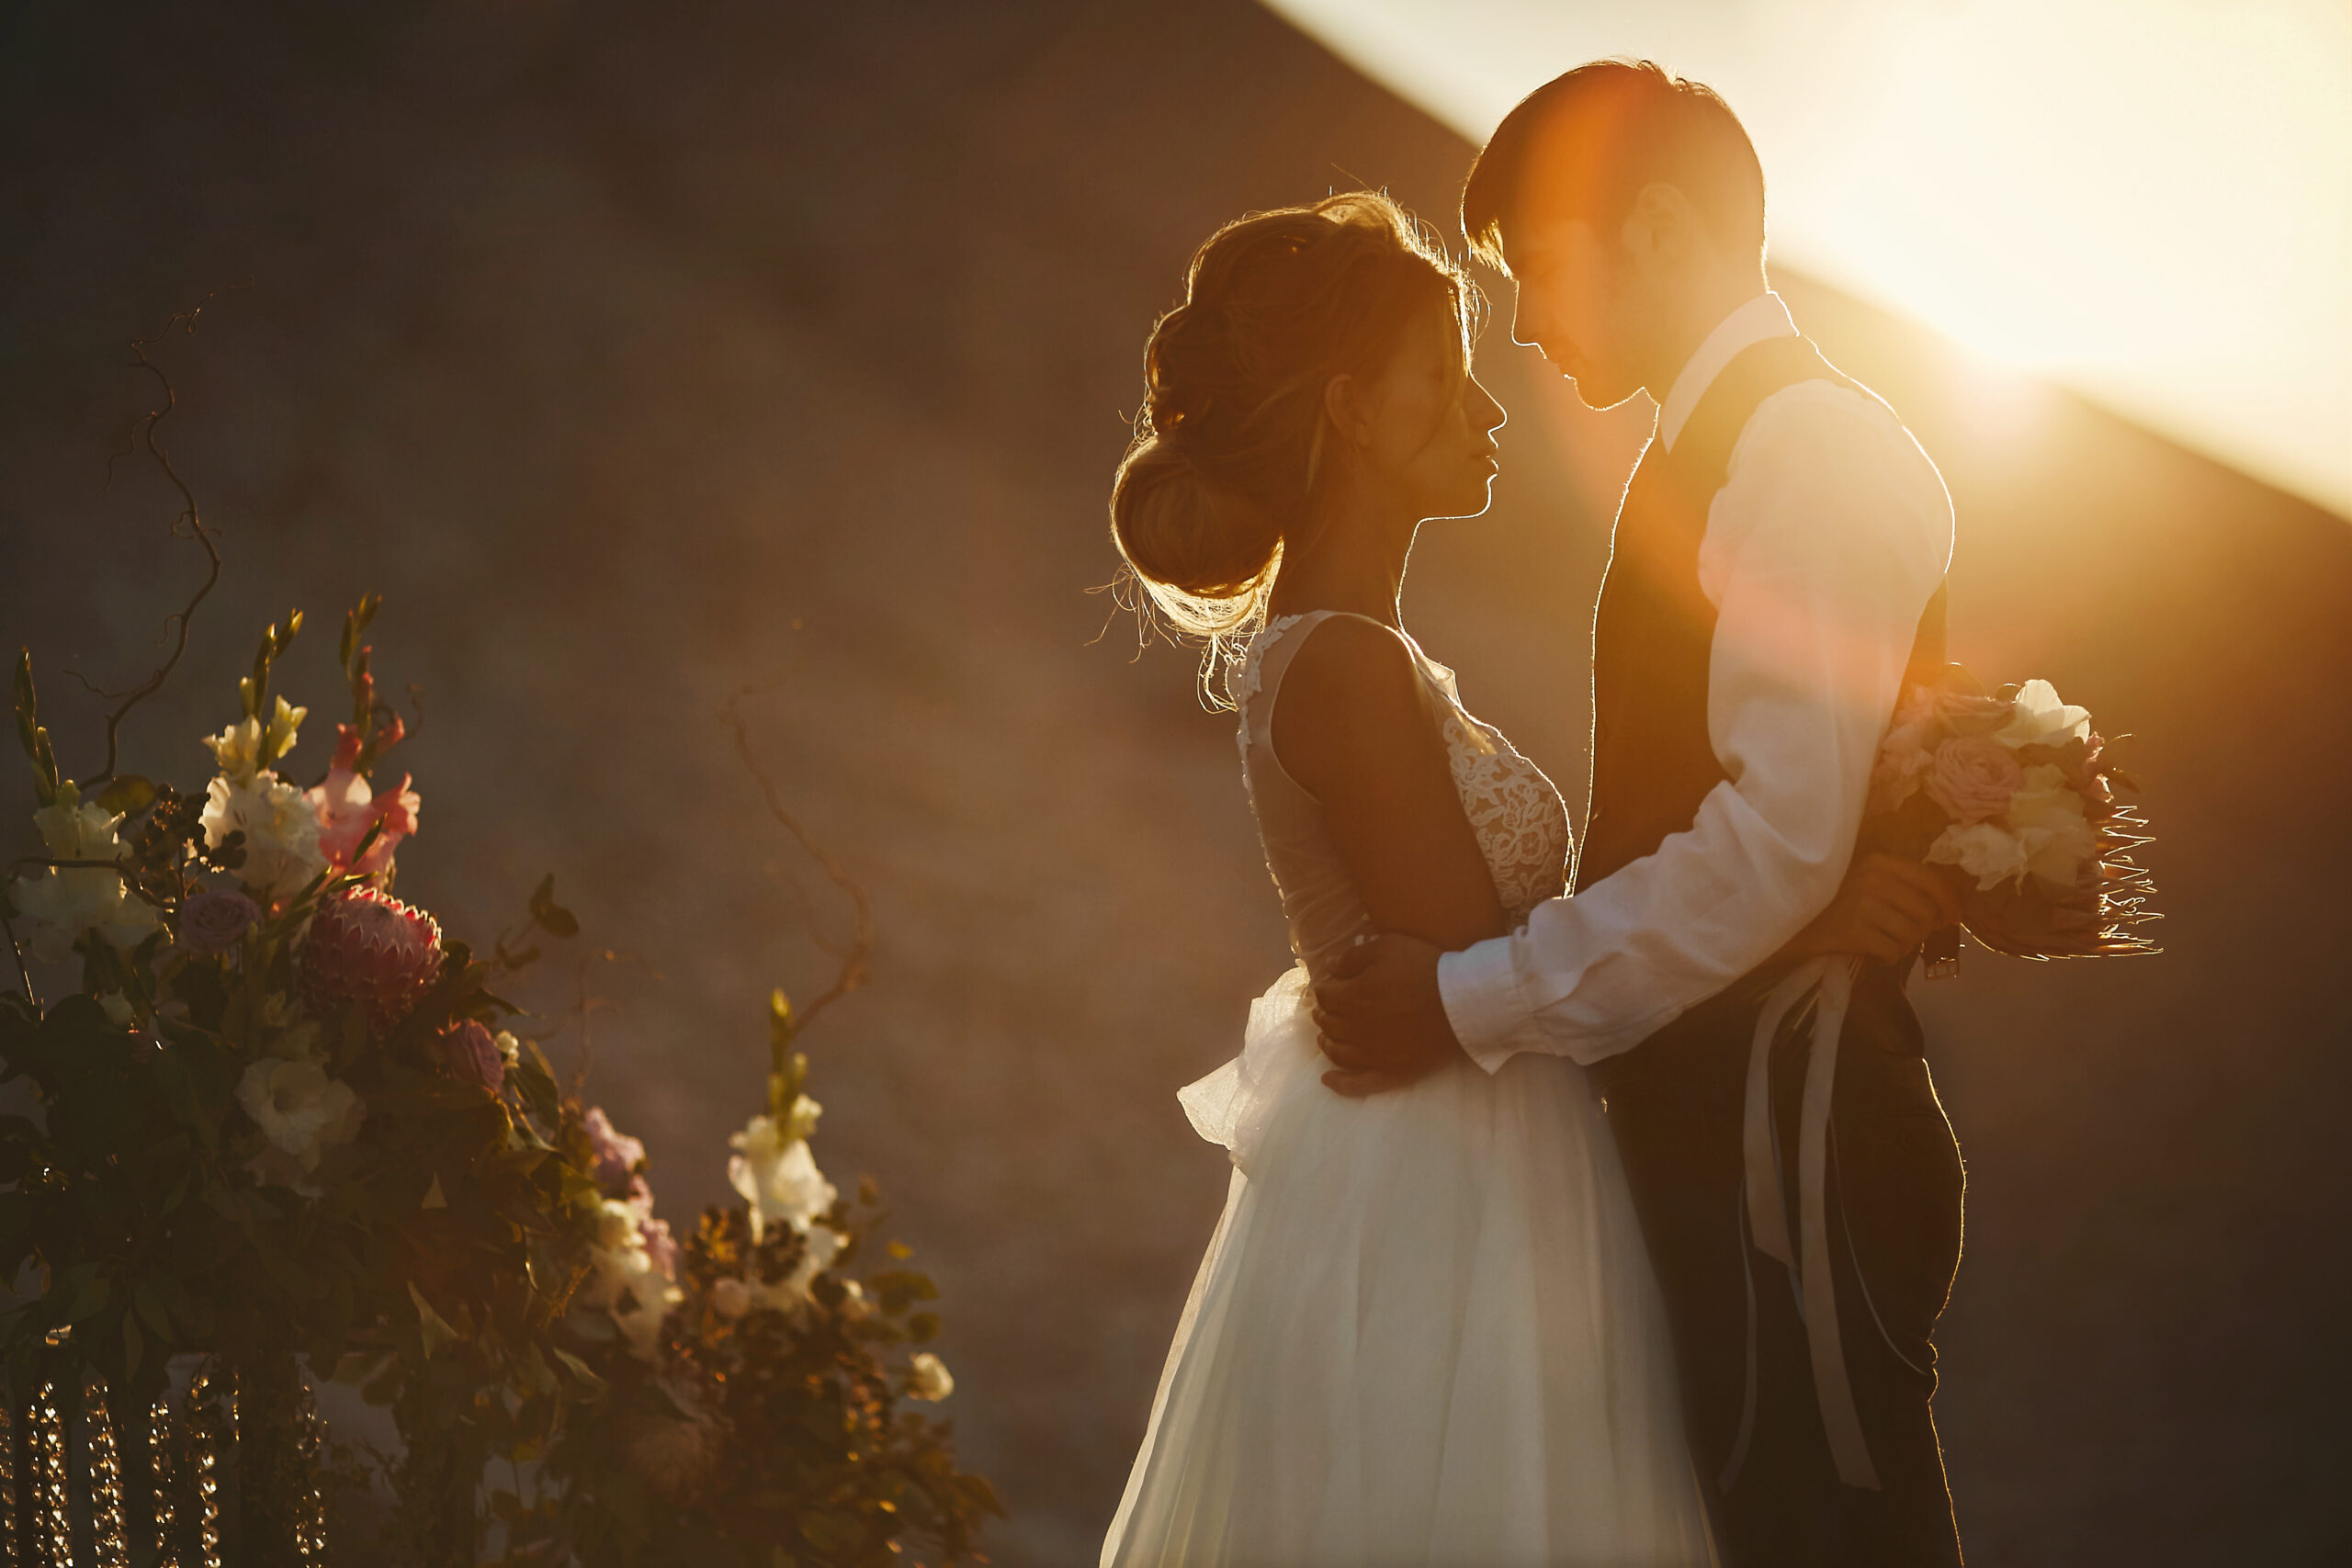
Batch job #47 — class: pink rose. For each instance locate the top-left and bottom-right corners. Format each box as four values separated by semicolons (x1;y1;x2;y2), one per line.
436;1020;504;1094
1924;735;2025;825
1930;689;2018;737
176;888;260;955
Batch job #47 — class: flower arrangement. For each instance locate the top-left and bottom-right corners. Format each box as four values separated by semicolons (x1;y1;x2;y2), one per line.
1864;671;2159;966
0;592;999;1564
2;322;998;1562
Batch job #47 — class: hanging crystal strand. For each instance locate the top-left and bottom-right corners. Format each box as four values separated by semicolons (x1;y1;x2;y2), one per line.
28;1383;65;1568
186;1374;220;1568
293;1387;329;1563
81;1375;129;1568
0;1400;18;1568
147;1393;178;1568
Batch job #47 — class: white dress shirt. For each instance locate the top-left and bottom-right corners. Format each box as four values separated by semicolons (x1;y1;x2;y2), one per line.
1438;292;1955;1069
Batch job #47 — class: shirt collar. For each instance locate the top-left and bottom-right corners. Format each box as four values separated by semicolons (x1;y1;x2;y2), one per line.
1657;291;1798;451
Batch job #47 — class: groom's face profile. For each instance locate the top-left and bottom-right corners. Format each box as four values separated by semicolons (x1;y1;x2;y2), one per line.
1498;214;1643;412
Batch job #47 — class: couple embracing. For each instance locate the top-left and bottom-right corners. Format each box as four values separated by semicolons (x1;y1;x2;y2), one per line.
1101;62;1970;1568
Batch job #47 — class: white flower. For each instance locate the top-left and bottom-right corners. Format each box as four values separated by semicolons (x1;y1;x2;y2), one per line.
236;1057;366;1188
906;1351;955;1403
578;1198;683;1359
2005;764;2101;890
837;1278;873;1321
202;699;305;784
711;1278;752;1320
201;771;327;906
727;1109;836;1243
204;716;265;783
7;784;163;962
1926;821;2031;891
493;1030;521;1066
1995;680;2092;750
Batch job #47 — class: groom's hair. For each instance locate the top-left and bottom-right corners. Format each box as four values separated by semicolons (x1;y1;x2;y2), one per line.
1461;60;1765;269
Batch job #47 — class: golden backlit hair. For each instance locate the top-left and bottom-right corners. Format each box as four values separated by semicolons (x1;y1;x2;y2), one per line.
1461;59;1766;272
1108;190;1480;705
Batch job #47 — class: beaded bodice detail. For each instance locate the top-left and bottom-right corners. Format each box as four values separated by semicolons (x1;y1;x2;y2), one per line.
1232;613;1572;979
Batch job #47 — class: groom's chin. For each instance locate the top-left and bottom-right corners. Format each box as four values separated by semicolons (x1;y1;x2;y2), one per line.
1568;377;1642;413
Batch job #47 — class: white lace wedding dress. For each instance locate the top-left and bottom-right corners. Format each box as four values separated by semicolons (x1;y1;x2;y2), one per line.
1102;611;1718;1567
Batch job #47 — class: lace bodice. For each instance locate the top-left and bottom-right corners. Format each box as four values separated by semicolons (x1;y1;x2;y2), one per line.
1233;612;1572;980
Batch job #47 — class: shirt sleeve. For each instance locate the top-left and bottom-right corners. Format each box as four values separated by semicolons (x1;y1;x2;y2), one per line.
1437;384;1953;1069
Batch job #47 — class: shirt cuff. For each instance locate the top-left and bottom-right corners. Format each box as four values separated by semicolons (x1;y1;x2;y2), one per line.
1438;936;1535;1076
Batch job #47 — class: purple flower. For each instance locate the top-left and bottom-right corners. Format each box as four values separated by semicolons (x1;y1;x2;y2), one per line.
640;1215;680;1280
583;1106;647;1196
435;1020;504;1094
176;889;261;955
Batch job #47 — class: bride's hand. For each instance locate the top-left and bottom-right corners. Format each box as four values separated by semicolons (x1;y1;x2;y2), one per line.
1312;933;1466;1096
1780;852;1963;965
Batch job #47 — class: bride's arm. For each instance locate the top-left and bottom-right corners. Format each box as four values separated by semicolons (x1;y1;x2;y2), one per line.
1269;614;1509;954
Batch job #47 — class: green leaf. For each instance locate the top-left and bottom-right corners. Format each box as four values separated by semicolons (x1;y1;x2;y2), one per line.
548;1346;605;1394
527;874;579;940
132;1279;175;1342
409;1280;458;1359
93;774;156;818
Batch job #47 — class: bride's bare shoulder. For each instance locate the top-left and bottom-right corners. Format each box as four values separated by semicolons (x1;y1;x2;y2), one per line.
1268;615;1440;792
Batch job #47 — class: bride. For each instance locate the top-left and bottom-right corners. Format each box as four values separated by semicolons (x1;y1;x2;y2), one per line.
1098;192;1922;1566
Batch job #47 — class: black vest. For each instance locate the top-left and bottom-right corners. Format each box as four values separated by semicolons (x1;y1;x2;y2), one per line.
1574;335;1947;897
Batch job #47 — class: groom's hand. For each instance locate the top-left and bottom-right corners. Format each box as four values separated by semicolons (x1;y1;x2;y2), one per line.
1780;852;1965;965
1312;933;1464;1097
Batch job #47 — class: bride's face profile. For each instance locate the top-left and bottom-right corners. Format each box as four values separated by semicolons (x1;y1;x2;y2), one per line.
1327;304;1507;525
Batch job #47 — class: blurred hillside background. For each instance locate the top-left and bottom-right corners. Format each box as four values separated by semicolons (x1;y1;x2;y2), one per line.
3;3;2346;1563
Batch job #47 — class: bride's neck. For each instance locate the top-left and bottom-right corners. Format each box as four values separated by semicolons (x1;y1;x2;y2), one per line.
1265;488;1416;628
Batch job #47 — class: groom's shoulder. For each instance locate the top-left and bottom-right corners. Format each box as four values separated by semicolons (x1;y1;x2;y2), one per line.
1742;375;1950;503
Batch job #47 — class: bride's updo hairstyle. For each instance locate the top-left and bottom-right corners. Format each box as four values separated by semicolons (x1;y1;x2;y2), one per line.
1110;190;1479;703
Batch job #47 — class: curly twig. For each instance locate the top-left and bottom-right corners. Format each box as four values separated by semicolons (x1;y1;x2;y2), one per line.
723;681;875;1037
79;300;235;788
0;904;33;1007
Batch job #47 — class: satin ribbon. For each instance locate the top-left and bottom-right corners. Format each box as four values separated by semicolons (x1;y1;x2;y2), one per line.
1739;953;1883;1492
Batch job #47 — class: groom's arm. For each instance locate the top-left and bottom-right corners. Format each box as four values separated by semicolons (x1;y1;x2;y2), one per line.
1439;385;1953;1069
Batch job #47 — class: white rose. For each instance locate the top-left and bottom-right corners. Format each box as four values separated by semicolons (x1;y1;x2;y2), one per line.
7;785;163;962
1926;821;2031;891
727;1111;836;1243
2004;764;2101;890
711;1278;752;1320
202;772;327;906
906;1351;954;1403
1994;680;2092;749
236;1057;366;1183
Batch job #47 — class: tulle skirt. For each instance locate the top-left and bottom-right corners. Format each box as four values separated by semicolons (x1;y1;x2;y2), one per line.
1102;966;1718;1568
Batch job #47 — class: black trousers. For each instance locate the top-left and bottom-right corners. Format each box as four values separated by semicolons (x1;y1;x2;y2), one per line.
1597;963;1967;1568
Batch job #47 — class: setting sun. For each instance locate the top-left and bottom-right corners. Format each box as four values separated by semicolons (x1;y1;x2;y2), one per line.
1270;0;2352;517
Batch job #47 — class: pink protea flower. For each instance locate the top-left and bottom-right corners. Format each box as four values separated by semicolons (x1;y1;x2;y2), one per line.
300;885;444;1033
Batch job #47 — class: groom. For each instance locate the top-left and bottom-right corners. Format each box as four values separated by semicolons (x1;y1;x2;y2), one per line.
1317;62;1968;1568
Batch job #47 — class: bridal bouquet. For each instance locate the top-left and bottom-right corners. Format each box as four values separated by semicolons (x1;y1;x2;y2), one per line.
1862;671;2158;967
